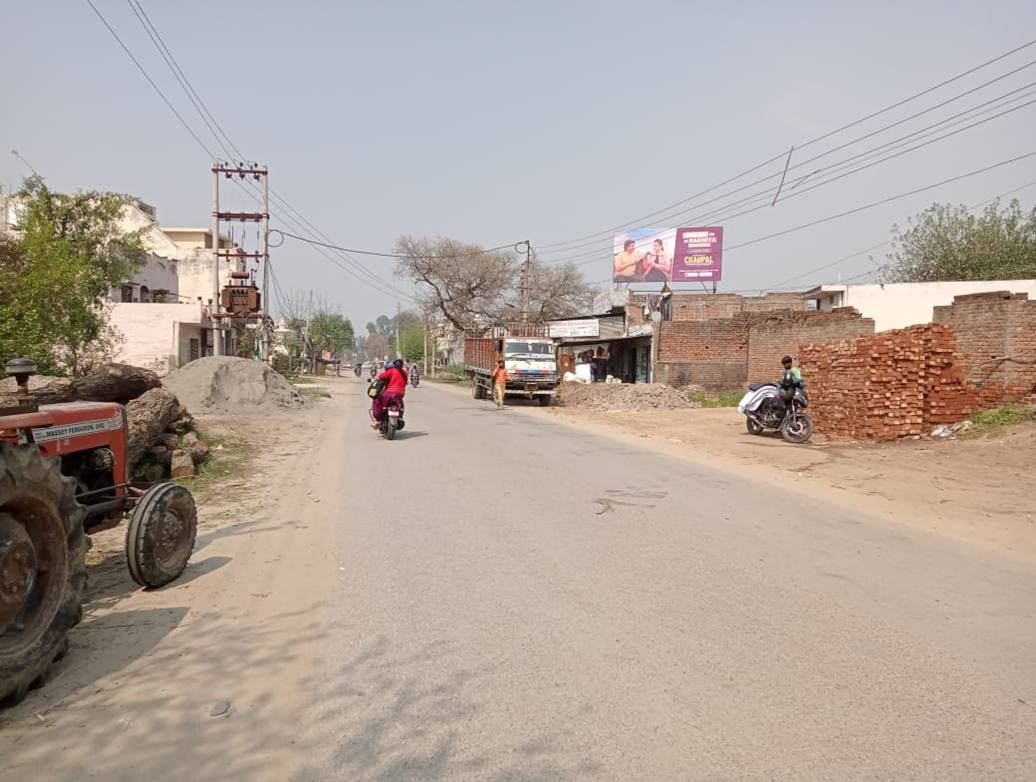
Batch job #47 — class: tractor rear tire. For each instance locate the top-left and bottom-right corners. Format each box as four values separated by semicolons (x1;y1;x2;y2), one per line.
0;445;87;708
126;483;197;588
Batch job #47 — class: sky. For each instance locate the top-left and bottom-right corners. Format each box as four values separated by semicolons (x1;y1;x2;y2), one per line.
5;1;1036;327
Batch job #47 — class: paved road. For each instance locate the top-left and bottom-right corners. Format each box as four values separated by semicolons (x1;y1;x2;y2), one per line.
3;376;1035;781
313;379;1036;779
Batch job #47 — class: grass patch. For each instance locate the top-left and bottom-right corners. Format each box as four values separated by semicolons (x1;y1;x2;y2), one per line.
298;385;331;399
966;404;1036;434
176;429;255;495
689;389;743;408
291;375;316;384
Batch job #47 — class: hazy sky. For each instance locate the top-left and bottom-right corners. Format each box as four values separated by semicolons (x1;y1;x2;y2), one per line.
6;1;1036;327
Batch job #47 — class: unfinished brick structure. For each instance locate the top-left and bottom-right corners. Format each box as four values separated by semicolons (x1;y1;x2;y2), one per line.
799;292;1036;439
745;309;875;383
653;307;874;390
933;291;1036;405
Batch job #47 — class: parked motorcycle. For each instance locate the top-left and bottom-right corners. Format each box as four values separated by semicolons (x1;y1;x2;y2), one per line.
738;370;814;444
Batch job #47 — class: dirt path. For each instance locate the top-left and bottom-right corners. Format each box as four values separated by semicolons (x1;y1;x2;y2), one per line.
0;401;342;781
542;404;1036;563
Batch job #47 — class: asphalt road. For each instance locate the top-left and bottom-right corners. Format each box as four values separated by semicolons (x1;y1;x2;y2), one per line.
310;378;1036;780
3;375;1035;781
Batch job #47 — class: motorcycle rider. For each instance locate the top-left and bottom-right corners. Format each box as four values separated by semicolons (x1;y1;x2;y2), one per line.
410;361;421;386
781;355;804;387
371;358;408;428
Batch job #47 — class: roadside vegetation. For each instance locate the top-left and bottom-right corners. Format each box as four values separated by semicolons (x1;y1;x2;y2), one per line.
966;404;1036;435
429;364;470;385
176;428;255;494
689;389;743;408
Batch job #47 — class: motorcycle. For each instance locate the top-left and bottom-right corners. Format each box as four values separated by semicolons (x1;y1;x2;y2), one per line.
367;378;405;440
410;371;420;388
377;397;405;440
738;370;814;444
354;363;362;377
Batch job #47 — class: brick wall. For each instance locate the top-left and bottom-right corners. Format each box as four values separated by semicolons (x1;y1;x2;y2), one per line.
655;317;748;388
653;308;874;390
935;291;1036;404
746;308;875;383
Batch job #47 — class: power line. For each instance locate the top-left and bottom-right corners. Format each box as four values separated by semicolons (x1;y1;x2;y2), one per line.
544;75;1036;264
537;38;1036;252
88;0;418;303
722;150;1036;254
550;92;1036;267
84;0;217;159
764;176;1036;289
268;229;525;259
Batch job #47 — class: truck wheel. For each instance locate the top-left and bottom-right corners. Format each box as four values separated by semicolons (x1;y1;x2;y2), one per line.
538;395;551;406
471;381;480;399
0;445;86;707
126;483;197;588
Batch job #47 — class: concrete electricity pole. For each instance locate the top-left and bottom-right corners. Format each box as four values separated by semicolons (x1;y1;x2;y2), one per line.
518;240;532;328
211;166;222;356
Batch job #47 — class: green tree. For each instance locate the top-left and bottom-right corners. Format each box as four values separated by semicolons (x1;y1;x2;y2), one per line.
884;198;1036;282
309;311;354;357
0;177;146;375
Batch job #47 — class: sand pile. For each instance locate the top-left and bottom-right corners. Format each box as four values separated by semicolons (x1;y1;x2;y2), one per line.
555;381;701;412
162;356;303;412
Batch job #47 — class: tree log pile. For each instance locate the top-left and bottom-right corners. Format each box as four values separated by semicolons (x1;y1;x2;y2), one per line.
1;362;210;479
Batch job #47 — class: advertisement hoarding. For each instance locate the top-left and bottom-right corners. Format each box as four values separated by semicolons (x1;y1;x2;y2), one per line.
612;228;676;283
671;226;723;282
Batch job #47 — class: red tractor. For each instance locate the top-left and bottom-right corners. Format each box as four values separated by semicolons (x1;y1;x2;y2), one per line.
0;358;197;706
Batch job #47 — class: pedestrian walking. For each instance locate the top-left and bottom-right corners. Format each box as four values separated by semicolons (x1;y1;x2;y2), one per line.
491;360;508;408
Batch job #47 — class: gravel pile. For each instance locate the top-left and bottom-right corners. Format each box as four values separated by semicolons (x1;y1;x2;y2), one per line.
162;356;303;412
555;381;702;412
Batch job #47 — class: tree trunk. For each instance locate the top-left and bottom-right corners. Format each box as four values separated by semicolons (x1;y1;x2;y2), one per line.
0;363;160;407
126;388;183;468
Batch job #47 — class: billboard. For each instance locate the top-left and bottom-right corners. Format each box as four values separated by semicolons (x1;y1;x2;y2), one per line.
672;226;723;282
612;226;723;284
612;228;676;283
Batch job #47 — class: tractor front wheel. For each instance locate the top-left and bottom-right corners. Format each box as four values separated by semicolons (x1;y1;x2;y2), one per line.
0;445;86;707
126;483;197;588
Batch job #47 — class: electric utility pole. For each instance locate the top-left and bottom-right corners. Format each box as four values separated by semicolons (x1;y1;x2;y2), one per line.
518;240;532;329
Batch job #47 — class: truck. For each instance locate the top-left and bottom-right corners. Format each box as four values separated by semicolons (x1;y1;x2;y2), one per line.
464;329;558;406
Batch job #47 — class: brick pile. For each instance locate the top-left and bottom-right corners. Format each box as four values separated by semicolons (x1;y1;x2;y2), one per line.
800;327;929;439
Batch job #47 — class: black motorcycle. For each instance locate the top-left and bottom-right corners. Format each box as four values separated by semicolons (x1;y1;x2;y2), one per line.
742;370;814;444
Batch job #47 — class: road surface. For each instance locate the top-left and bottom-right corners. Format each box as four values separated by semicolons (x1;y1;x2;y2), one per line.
2;376;1035;781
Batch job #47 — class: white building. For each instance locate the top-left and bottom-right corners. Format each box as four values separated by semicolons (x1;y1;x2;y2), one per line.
804;280;1036;332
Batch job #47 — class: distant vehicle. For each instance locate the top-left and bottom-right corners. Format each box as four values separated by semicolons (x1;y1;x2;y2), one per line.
738;370;814;443
464;329;557;406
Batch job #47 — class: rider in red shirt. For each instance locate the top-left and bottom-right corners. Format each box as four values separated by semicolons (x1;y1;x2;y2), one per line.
371;358;408;426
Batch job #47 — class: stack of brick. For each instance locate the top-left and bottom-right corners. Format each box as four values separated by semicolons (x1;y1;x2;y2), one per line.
922;324;978;424
800;327;930;439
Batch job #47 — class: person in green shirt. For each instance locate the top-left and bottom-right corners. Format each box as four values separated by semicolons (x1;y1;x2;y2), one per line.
782;355;804;386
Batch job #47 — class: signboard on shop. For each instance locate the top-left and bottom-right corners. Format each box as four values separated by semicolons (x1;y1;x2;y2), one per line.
548;319;601;339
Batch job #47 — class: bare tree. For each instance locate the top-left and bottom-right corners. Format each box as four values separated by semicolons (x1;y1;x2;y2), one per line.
394;236;517;330
394;236;594;328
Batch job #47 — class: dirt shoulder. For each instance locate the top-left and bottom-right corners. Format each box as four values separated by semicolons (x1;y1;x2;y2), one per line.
0;396;342;780
537;401;1036;563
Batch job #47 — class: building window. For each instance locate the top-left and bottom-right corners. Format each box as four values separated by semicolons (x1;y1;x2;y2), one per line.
120;285;134;303
188;338;200;362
